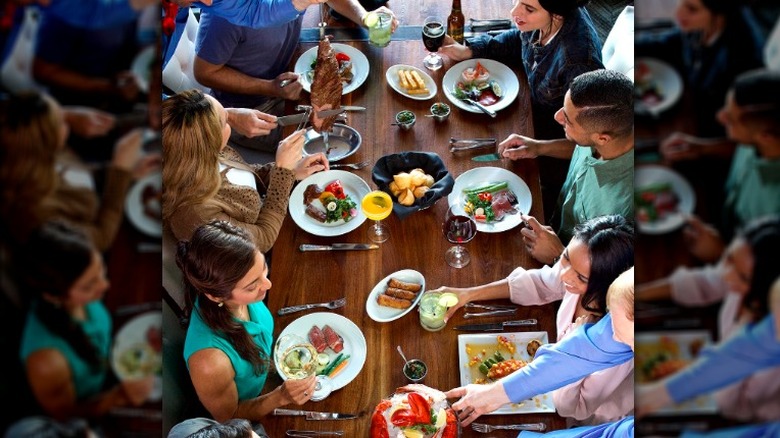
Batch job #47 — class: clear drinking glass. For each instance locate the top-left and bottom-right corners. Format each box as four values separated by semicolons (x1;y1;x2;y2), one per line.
418;292;447;331
422;16;446;71
274;334;332;401
361;190;393;243
367;11;392;48
442;205;477;268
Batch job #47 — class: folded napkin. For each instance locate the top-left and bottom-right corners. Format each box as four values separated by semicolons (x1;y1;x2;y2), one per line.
372;152;454;220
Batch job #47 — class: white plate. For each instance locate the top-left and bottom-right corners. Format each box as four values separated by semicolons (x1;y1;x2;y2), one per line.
442;59;519;114
365;269;426;323
635;331;717;415
289;170;370;237
275;312;366;392
295;44;369;95
447;167;532;233
635;57;683;115
385;64;437;100
131;45;155;93
458;332;554;414
125;172;162;238
635;165;695;234
111;311;162;402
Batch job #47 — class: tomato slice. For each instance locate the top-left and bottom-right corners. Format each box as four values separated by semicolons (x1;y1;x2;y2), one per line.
478;192;492;202
325;181;346;199
336;52;351;62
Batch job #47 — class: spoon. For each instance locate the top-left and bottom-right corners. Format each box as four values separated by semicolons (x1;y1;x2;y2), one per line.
397;345;410;364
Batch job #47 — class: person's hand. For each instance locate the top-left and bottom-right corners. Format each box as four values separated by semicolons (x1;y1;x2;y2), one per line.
497;134;542;160
438;35;472;61
274;72;303;100
227;108;278;138
113;71;141;102
274;130;306;171
293;152;329;180
279;375;317;405
635;382;673;418
291;0;328;12
445;382;511;426
120;376;155;406
426;287;469;322
111;128;144;172
63;106;116;138
659;132;704;163
520;215;564;265
682;215;725;263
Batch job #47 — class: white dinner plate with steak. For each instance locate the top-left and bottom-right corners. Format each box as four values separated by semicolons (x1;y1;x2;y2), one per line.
275;312;366;391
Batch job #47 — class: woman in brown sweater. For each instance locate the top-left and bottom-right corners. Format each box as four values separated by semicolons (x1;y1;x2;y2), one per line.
161;89;327;252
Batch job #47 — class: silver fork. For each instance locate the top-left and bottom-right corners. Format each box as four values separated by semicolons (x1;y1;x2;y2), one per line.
463;309;517;319
472;422;547;433
465;303;516;311
277;297;346;315
330;160;369;170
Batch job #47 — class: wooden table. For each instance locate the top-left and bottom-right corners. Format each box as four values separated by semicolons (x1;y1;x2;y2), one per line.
262;36;567;437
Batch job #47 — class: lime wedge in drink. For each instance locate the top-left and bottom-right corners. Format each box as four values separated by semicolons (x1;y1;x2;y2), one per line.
438;293;459;308
364;11;379;28
372;196;388;208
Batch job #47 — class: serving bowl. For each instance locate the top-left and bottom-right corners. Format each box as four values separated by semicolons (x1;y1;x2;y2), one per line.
303;123;361;162
395;110;416;130
403;359;428;383
372;151;454;219
429;102;451;122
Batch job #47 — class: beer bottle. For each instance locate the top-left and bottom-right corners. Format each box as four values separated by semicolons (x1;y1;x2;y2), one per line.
447;0;465;44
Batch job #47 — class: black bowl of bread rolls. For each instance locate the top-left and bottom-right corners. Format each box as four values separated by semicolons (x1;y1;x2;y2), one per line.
372;151;454;219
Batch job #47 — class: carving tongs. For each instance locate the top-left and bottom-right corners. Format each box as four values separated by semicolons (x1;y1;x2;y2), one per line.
463;302;517;319
449;137;497;152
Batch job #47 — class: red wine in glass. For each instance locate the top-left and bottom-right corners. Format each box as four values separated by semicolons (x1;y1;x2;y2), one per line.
422;17;445;70
444;214;477;244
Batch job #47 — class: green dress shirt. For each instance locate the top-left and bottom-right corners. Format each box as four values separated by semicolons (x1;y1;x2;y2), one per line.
554;145;634;243
723;145;780;231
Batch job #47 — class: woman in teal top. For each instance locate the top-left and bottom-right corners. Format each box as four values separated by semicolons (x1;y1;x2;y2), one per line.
177;220;315;422
18;221;153;420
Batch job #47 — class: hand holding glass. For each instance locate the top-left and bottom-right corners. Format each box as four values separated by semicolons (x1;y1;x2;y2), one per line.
442;206;477;268
422;16;446;71
361;190;393;243
274;334;332;401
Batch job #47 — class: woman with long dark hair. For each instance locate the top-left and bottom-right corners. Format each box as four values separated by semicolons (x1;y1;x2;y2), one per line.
430;214;634;425
18;221;153;420
176;220;315;424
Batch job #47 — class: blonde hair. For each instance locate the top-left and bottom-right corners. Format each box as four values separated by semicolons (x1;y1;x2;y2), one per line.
607;266;634;321
0;92;63;237
161;90;226;221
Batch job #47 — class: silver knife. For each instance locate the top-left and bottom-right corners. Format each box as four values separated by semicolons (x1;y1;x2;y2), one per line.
472;153;502;162
277;109;350;127
296;105;366;112
449;138;497;152
274;409;359;420
299;243;379;251
453;319;537;331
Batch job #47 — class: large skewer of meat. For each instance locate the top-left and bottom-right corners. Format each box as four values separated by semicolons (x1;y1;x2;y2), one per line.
310;37;342;133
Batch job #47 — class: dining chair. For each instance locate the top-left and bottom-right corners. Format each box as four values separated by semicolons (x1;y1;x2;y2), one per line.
0;6;43;93
162;7;211;95
601;5;634;82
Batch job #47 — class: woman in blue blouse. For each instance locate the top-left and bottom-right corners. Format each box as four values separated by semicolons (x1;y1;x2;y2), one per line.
18;221;153;420
177;220;315;423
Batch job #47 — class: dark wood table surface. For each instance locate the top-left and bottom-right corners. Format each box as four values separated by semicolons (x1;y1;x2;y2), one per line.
261;35;568;436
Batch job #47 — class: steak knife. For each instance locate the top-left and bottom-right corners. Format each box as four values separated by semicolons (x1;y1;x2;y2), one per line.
274;409;359;420
277;109;350;126
299;243;379;251
453;319;537;331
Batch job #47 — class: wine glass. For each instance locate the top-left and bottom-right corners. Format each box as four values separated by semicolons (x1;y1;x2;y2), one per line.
361;190;393;243
442;205;477;268
274;334;332;401
422;16;446;71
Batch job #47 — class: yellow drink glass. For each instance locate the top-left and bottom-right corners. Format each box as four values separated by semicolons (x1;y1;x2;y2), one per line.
361;190;392;243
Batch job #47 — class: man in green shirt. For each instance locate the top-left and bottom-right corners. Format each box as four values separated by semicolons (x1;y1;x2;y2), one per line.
497;69;634;264
682;68;780;263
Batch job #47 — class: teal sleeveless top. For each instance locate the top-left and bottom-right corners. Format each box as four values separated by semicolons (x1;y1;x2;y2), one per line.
183;299;274;400
20;300;112;400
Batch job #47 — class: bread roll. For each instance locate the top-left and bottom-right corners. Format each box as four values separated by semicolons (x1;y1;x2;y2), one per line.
398;188;415;206
410;169;426;187
388;181;401;197
423;174;435;187
413;185;429;199
394;172;412;190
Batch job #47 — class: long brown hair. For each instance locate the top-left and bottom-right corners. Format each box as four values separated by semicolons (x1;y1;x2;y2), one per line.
176;220;268;374
0;92;62;240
